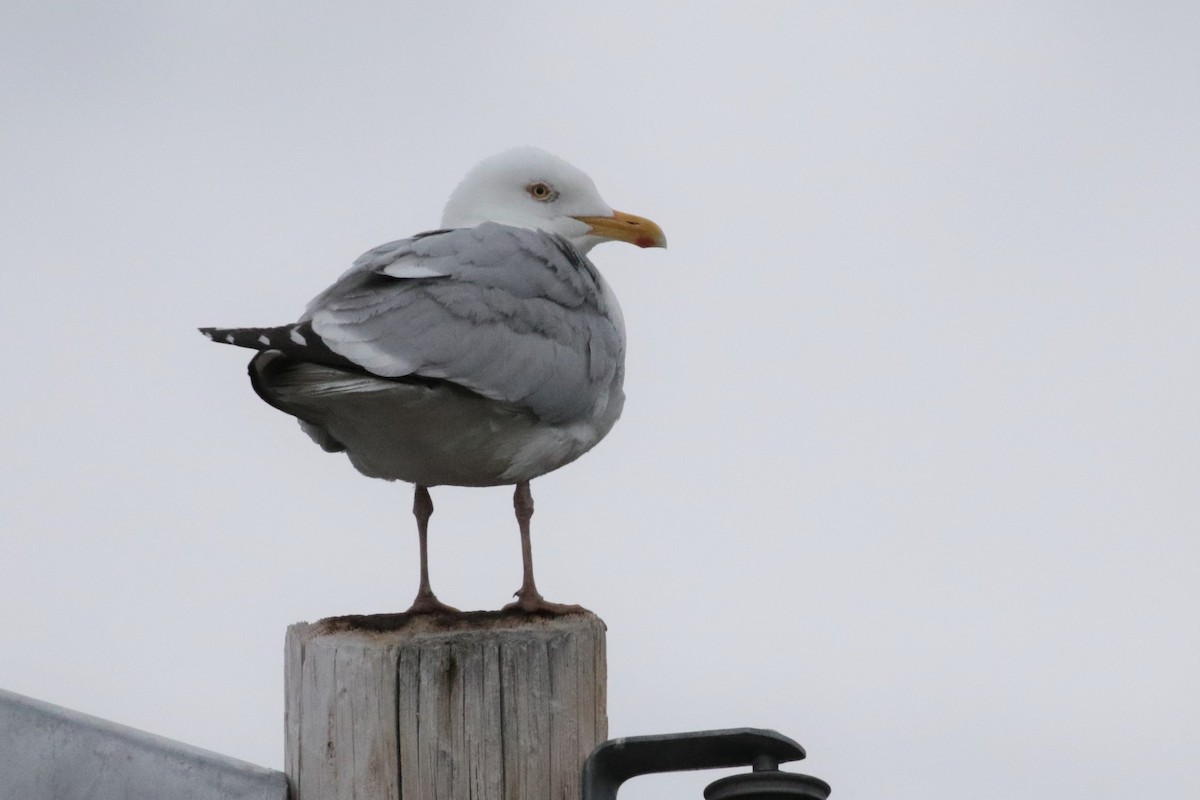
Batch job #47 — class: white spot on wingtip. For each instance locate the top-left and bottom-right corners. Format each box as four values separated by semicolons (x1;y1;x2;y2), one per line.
257;334;270;345
203;330;214;340
224;334;235;343
289;328;307;345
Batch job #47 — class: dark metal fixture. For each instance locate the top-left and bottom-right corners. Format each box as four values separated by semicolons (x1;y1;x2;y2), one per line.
582;727;831;800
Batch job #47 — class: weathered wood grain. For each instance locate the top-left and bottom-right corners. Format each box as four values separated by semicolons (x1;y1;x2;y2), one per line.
285;611;607;800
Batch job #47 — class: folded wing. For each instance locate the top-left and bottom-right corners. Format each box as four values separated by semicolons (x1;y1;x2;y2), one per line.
304;223;624;425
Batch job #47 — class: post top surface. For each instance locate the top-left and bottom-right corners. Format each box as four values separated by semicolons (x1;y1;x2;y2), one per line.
289;607;606;642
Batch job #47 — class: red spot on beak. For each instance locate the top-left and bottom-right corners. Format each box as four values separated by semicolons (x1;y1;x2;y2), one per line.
635;236;655;248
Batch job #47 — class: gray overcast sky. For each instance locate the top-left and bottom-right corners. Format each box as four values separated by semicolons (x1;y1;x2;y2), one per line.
2;3;1197;798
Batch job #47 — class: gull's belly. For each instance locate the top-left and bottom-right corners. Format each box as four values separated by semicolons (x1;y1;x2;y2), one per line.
262;359;624;487
336;405;606;487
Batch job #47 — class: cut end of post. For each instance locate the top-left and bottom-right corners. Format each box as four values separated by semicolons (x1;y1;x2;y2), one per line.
305;605;605;636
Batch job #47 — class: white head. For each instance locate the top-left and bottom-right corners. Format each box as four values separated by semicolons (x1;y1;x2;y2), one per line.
441;147;666;254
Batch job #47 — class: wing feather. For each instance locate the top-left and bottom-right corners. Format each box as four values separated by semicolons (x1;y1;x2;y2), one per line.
304;223;623;424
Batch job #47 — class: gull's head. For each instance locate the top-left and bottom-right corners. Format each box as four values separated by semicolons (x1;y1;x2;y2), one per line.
441;147;666;254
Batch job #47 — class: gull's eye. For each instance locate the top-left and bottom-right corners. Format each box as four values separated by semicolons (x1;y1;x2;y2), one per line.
526;182;558;202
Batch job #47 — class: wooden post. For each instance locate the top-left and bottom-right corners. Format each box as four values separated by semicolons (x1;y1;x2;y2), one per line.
285;610;607;800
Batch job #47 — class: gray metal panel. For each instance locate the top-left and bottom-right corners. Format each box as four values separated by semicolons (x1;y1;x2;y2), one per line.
0;688;288;800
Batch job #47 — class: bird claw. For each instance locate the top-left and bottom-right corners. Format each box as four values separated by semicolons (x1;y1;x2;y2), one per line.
404;591;460;615
502;589;585;615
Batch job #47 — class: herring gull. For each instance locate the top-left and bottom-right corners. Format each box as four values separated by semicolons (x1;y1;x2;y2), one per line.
201;148;666;614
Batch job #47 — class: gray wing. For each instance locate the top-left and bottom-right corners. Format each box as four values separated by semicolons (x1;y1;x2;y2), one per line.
303;223;624;425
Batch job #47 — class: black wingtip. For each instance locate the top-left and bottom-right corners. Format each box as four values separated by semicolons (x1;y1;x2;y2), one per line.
199;325;269;348
202;322;370;375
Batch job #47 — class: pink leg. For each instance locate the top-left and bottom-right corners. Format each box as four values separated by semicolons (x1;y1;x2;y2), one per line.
503;481;583;614
405;485;459;614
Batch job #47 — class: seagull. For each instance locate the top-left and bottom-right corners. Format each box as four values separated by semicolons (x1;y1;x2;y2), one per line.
201;148;665;614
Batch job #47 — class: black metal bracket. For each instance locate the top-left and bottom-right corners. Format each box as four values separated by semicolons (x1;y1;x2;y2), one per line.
581;728;808;800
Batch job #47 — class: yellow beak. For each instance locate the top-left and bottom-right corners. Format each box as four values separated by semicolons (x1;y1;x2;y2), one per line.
573;210;667;249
